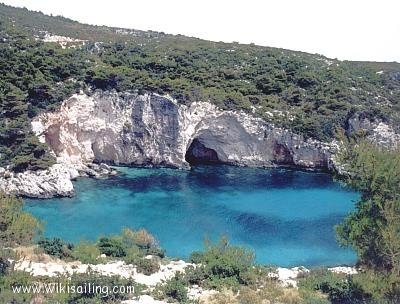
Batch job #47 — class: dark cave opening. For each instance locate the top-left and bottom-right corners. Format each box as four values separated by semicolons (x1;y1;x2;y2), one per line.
185;138;221;165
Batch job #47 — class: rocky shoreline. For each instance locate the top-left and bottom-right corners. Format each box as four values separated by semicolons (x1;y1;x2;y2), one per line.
1;90;399;198
13;253;357;303
0;162;117;198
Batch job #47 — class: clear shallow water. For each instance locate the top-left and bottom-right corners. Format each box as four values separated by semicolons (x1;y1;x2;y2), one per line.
26;166;359;267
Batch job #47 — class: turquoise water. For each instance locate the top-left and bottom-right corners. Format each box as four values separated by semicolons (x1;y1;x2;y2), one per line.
26;166;359;267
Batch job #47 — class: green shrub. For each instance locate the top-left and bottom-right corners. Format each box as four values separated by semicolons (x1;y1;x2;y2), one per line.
135;258;160;275
123;247;160;275
185;265;209;286
123;246;142;264
154;272;189;303
97;236;126;257
37;237;73;258
335;138;400;273
0;193;43;246
146;246;165;258
318;276;369;304
64;271;139;303
0;270;36;303
71;241;101;264
352;270;400;303
188;237;255;289
299;270;371;304
121;228;164;257
122;228;157;250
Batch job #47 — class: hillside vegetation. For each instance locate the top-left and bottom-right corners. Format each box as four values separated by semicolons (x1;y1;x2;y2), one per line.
0;3;400;171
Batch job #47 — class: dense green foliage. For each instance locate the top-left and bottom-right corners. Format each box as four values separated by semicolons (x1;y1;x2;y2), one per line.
38;237;74;258
335;135;400;274
187;237;255;289
331;133;400;303
0;193;42;246
70;240;102;264
154;272;190;303
1;3;399;171
0;19;83;171
37;228;163;274
299;270;370;304
299;268;400;304
97;237;126;257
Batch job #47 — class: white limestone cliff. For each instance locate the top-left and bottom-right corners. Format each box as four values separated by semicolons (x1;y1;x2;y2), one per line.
31;91;334;170
2;90;398;198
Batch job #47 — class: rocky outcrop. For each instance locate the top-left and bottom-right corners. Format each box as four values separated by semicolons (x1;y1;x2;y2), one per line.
0;162;117;198
4;90;399;198
347;113;400;148
32;91;335;170
0;164;76;198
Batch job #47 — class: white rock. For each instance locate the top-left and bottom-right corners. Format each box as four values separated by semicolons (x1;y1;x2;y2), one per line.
0;164;74;198
328;266;358;275
14;258;193;287
31;91;334;171
272;266;310;287
122;295;167;304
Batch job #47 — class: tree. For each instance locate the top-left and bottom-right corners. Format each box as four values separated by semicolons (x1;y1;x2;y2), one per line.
0;193;42;246
335;132;400;276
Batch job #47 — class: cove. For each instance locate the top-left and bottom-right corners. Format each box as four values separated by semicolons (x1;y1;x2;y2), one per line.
25;165;359;267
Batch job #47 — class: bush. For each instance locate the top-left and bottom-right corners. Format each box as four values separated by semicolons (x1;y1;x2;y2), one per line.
185;265;209;286
352;270;400;303
135;257;160;275
97;236;126;257
0;193;42;246
121;228;164;257
122;228;157;250
37;237;73;258
0;270;36;303
71;241;101;264
188;237;255;289
63;271;139;303
318;276;369;304
154;272;188;303
123;247;160;275
123;246;142;264
299;270;371;304
146;246;165;258
335;138;400;273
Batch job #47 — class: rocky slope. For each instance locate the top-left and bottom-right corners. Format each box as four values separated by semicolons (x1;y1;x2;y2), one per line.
13;252;356;302
2;90;399;198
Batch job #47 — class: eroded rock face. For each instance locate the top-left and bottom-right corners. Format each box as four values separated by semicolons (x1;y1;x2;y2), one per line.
31;91;335;171
32;92;186;168
0;164;75;198
347;113;400;148
0;162;117;198
15;90;400;197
